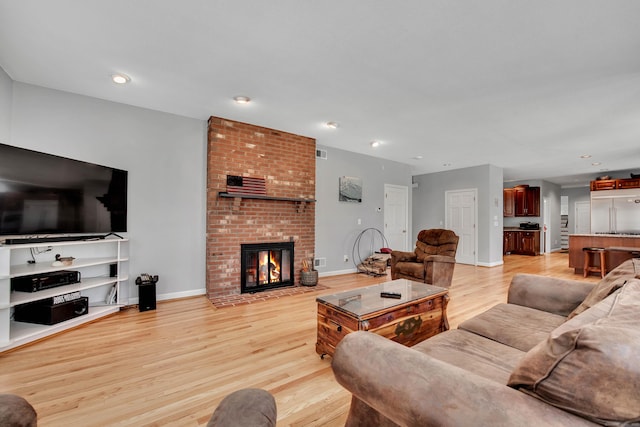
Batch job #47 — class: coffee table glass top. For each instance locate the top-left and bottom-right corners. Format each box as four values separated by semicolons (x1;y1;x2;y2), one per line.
316;279;448;318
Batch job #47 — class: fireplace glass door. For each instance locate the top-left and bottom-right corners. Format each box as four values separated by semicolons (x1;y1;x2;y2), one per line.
241;242;294;293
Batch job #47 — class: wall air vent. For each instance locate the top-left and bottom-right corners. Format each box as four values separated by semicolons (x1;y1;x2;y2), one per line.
316;149;327;160
314;258;326;268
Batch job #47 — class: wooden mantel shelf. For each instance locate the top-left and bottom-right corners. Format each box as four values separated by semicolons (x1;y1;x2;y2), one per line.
218;192;315;213
218;192;316;203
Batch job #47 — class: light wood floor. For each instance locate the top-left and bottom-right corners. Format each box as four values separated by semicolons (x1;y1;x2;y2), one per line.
0;253;597;426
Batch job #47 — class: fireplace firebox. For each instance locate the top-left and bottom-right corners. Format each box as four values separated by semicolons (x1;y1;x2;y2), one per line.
241;242;294;293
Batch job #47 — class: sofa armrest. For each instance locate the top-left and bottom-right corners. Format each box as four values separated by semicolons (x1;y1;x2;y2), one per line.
390;250;417;263
423;254;456;264
507;274;596;317
332;332;596;427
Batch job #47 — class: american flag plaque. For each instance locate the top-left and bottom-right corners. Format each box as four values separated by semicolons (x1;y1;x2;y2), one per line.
226;175;267;195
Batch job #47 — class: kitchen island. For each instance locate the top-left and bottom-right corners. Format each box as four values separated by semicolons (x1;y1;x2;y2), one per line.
568;234;640;275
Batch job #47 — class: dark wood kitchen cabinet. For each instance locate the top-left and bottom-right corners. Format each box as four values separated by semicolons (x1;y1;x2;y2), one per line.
503;231;517;253
503;188;515;217
513;185;540;217
504;230;540;256
590;178;640;191
520;231;539;255
590;179;618;191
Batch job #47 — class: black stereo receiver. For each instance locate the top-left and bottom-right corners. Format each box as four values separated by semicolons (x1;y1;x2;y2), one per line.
14;295;89;325
11;270;81;292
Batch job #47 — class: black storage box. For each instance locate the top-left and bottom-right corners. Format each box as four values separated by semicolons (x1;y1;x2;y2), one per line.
14;296;89;325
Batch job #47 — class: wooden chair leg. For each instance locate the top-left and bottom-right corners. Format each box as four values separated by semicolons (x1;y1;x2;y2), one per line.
599;250;606;278
583;251;589;278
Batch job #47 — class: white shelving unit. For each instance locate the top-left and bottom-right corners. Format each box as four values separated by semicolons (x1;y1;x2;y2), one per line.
0;238;129;352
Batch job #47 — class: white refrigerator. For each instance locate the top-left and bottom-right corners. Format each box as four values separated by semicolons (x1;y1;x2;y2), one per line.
590;189;640;234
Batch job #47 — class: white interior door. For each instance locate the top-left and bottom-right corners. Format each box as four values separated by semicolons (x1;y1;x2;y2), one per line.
543;198;551;253
446;189;477;265
575;201;591;234
384;184;409;251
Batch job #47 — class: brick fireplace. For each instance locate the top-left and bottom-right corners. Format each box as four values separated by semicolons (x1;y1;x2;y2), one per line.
206;117;316;300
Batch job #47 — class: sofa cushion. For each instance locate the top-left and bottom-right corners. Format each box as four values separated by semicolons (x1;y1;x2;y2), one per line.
508;279;640;425
458;303;566;352
567;258;640;320
412;329;524;384
507;273;596;317
393;261;424;280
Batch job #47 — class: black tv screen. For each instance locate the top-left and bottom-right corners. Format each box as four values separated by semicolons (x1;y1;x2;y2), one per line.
0;143;127;236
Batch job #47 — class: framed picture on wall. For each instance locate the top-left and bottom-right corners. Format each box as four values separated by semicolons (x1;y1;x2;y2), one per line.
339;176;362;203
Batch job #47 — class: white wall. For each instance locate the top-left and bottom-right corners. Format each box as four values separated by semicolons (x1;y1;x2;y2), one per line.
315;145;412;274
5;79;416;296
9;83;207;301
413;164;504;267
0;66;12;143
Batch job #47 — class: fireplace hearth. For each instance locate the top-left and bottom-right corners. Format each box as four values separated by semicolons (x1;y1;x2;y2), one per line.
241;242;294;293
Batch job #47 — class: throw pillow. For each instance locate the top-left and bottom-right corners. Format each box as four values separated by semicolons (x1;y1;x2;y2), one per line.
566;258;639;320
566;277;627;320
508;279;640;425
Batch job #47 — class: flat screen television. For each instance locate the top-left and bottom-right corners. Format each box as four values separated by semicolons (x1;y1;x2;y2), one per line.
0;143;127;238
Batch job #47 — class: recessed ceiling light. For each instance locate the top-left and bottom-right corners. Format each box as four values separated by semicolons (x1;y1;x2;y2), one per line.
591;162;602;166
326;121;339;129
370;140;382;148
443;163;452;167
580;154;592;159
413;156;423;160
233;96;251;104
111;73;130;84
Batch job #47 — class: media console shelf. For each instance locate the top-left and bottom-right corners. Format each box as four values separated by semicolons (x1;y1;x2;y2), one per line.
0;238;129;352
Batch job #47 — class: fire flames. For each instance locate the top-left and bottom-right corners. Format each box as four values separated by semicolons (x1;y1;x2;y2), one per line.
259;251;281;284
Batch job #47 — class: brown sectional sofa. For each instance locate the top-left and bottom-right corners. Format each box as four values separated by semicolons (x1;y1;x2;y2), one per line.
332;259;640;426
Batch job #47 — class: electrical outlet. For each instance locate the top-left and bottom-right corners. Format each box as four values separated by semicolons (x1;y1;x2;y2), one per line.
344;255;349;262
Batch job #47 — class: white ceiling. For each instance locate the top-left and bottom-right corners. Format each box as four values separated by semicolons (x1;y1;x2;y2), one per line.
1;1;639;187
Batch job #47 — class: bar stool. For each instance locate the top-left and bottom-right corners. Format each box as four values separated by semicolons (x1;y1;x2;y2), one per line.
583;247;607;278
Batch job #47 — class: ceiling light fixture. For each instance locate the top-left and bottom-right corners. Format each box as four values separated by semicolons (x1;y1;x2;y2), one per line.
443;163;452;167
591;162;602;166
325;121;339;129
580;154;592;159
233;96;251;104
111;73;130;84
370;140;381;148
413;155;423;160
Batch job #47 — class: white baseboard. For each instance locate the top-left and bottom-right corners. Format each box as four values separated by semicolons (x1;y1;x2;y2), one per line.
476;260;504;267
319;268;358;277
128;288;206;305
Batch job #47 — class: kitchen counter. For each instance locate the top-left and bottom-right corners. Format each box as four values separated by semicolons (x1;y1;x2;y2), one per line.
568;234;640;275
570;233;640;238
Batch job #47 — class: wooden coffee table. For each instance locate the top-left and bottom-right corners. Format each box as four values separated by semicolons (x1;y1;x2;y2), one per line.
315;279;449;358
